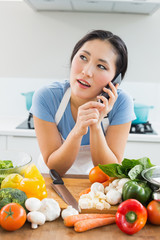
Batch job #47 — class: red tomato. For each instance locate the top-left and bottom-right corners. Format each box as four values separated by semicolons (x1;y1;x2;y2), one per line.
89;166;109;183
0;203;27;231
147;200;160;225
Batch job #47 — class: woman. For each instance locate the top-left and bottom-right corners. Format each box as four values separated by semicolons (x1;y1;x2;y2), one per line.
30;30;135;175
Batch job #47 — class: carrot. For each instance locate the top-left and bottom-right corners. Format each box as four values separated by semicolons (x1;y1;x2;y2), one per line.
79;178;116;197
79;187;91;196
74;217;116;232
64;213;115;227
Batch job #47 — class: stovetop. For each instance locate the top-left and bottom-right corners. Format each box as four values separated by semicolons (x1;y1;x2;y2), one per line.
130;122;157;135
16;113;34;130
16;114;157;135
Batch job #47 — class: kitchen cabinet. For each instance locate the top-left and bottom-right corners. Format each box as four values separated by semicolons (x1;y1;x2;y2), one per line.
0;116;40;167
125;140;160;165
7;135;40;166
0;136;7;150
25;0;160;15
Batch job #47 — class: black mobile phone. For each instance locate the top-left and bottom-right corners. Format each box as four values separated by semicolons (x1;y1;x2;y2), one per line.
100;73;122;100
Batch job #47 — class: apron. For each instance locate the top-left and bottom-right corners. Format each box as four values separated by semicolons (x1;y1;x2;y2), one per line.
37;87;109;174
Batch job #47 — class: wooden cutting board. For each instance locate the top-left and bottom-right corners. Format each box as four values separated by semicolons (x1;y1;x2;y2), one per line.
44;174;118;214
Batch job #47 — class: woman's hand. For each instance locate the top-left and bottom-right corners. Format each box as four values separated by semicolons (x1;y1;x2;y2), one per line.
73;101;105;137
96;82;119;123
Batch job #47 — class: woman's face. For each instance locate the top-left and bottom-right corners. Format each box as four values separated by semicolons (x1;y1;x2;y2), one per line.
70;39;117;101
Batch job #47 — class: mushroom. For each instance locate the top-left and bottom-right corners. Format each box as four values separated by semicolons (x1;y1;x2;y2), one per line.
112;179;120;187
61;205;79;219
27;211;46;229
25;197;42;212
106;189;122;205
39;198;61;221
117;178;130;188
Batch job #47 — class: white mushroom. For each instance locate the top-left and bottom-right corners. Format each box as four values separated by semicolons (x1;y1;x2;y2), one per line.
117;187;123;194
39;198;61;221
106;189;122;205
27;211;46;229
112;179;120;187
25;197;42;212
104;183;114;194
61;206;79;219
117;178;130;188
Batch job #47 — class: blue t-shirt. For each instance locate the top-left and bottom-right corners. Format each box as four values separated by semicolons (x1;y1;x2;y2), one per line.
30;80;135;145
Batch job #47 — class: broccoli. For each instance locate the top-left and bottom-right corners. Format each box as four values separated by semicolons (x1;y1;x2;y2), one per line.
0;197;11;209
0;188;27;210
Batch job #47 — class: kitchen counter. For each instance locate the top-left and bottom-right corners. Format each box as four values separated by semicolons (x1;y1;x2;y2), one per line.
0;116;36;137
1;116;160;142
0;218;160;240
0;174;160;240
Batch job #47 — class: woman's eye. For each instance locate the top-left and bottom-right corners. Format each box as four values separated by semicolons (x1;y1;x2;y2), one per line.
80;55;87;61
97;64;106;70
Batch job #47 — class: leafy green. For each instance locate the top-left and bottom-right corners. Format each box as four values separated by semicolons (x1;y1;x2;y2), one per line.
0;160;14;185
0;160;13;169
99;163;127;178
99;157;155;180
138;157;154;169
128;164;143;180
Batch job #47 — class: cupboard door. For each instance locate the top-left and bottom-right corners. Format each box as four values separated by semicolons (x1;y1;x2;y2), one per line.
124;141;159;165
7;136;40;166
0;136;7;150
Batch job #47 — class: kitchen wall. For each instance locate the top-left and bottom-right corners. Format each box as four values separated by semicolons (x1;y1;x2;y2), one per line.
0;1;160;120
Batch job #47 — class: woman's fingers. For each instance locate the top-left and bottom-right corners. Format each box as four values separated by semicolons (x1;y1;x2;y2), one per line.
79;101;105;111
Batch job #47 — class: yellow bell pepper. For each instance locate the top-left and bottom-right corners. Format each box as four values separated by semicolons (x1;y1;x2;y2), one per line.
24;163;45;182
18;177;47;200
1;173;23;189
1;164;47;200
17;163;47;200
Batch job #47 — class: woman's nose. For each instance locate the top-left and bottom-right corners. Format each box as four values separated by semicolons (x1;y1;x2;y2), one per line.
82;64;93;77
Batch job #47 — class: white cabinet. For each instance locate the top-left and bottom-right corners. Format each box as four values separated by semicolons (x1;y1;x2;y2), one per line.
7;136;40;165
0;136;7;150
25;0;160;15
124;141;160;166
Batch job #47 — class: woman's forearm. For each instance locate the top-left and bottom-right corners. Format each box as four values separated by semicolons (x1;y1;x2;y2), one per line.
47;129;82;176
89;124;118;166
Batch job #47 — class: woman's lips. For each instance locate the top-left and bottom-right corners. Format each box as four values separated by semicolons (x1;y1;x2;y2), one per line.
77;79;91;89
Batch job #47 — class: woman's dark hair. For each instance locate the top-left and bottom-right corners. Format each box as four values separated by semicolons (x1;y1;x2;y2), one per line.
70;30;128;79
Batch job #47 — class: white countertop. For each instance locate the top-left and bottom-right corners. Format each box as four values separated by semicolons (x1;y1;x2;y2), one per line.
0;116;160;142
0;116;36;137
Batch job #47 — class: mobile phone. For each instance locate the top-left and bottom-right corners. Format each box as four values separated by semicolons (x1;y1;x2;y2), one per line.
100;73;122;100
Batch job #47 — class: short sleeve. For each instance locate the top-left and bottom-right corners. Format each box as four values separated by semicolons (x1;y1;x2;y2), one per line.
108;89;136;125
30;86;57;122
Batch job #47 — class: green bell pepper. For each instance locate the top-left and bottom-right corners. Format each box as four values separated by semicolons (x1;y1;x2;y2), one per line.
122;180;152;205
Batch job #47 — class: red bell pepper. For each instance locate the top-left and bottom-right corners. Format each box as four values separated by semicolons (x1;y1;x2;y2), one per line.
115;199;147;235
